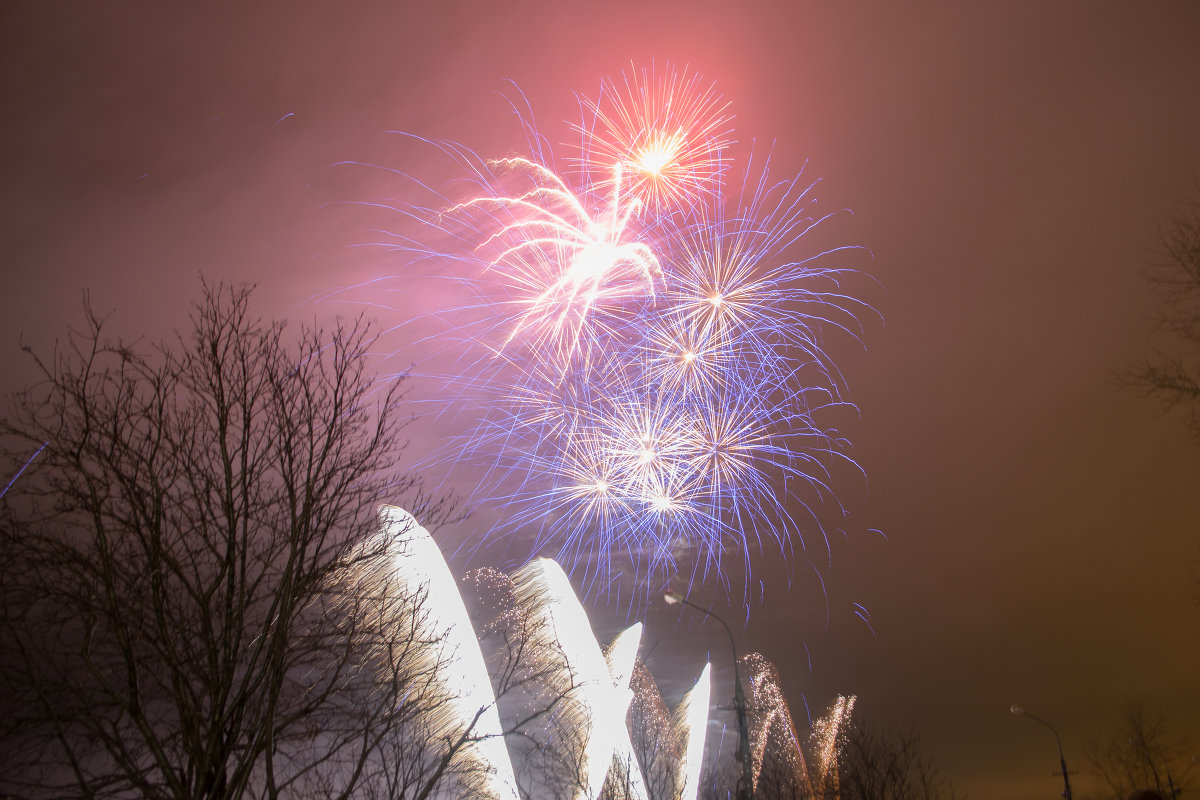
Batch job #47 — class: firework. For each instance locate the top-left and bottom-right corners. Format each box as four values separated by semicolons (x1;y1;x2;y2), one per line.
605;625;652;800
675;662;712;800
347;506;714;800
570;65;733;214
353;63;871;601
742;652;856;796
463;153;865;591
510;559;646;800
344;506;520;800
451;154;662;367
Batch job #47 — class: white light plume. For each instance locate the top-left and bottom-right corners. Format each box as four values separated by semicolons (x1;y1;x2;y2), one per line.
346;507;800;800
674;662;711;800
372;506;520;800
604;624;650;800
510;558;628;800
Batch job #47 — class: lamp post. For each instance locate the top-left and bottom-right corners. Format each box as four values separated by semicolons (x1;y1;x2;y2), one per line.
665;590;753;800
1011;705;1073;800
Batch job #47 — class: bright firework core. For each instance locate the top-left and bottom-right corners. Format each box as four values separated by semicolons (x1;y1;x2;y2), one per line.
634;132;684;177
397;63;873;600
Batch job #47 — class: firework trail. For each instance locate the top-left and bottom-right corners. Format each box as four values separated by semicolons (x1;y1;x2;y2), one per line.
626;661;680;797
342;505;519;800
466;565;712;800
342;63;872;603
674;662;712;800
604;625;651;800
345;506;716;799
510;559;647;800
742;652;856;797
810;694;856;800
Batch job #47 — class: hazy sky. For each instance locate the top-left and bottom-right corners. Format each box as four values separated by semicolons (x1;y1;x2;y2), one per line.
3;3;1199;798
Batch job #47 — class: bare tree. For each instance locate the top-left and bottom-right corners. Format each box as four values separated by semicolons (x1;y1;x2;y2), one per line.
1125;195;1200;601
1085;702;1196;800
698;721;957;800
460;568;592;800
0;284;465;800
837;722;960;800
1127;195;1200;438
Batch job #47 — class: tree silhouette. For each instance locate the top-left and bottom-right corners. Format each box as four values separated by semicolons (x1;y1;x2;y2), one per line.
0;284;462;799
1127;195;1200;439
1085;702;1195;800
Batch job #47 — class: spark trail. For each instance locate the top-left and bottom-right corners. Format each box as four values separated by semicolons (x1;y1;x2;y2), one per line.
349;506;712;800
743;652;856;797
345;507;848;799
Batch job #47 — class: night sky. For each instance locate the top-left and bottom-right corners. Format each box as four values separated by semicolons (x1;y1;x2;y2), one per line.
3;3;1199;799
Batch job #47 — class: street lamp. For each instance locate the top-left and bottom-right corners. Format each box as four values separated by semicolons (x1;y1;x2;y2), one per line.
1011;705;1073;800
665;590;754;800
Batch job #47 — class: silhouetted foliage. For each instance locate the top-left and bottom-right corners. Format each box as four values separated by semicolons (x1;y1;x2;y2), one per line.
699;716;959;800
1085;702;1195;800
1127;196;1200;438
1125;195;1200;601
0;285;476;800
837;721;961;800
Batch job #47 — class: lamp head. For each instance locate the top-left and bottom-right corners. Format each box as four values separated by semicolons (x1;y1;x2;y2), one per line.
664;590;684;606
1011;705;1025;716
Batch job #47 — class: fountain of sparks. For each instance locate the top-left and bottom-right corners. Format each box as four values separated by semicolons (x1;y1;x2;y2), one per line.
356;505;711;800
742;652;857;798
347;506;853;799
